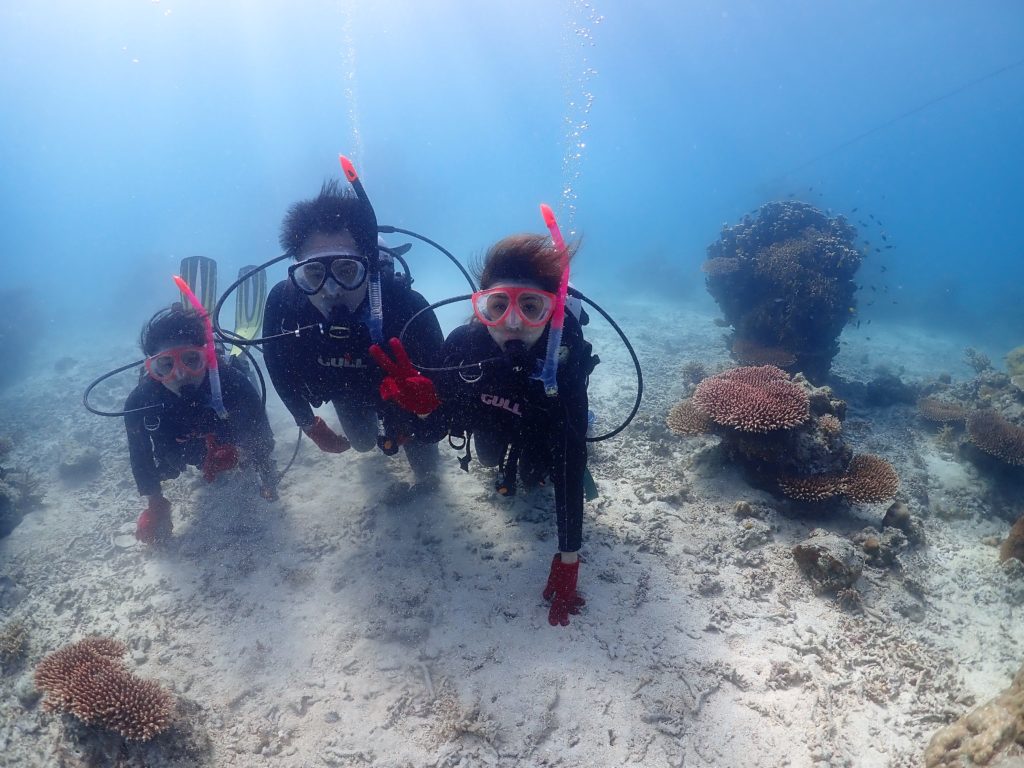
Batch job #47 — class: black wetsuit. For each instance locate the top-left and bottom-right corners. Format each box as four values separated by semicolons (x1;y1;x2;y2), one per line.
261;278;444;445
123;362;275;496
436;314;596;552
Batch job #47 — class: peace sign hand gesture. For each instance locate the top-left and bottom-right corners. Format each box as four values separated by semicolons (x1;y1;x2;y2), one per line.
369;337;441;416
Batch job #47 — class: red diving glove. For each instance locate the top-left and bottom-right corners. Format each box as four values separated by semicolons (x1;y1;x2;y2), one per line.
369;337;440;415
542;554;586;627
136;495;172;544
202;434;239;482
303;416;351;454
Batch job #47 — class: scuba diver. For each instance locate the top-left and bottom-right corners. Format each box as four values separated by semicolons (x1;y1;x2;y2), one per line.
371;228;599;628
125;305;278;543
261;179;445;488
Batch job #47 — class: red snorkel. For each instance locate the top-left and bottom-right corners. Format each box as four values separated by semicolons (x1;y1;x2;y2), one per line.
534;203;571;396
173;274;228;419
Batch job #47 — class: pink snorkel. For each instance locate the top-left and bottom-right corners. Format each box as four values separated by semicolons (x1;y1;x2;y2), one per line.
173;274;228;419
534;203;571;397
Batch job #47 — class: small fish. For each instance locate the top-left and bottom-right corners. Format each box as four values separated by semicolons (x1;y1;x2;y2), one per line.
866;336;872;340
787;192;795;197
808;186;814;192
863;239;871;245
884;245;894;250
875;248;881;253
880;265;887;272
880;233;888;241
892;299;898;304
867;300;875;306
867;319;872;325
859;220;868;227
852;207;859;212
848;306;856;313
856;320;861;328
877;219;885;227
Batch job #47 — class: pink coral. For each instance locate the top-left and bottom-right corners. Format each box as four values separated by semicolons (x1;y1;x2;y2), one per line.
692;365;810;433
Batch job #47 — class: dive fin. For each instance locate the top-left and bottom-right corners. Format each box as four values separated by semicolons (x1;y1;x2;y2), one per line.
583;466;599;501
179;256;218;317
231;265;266;356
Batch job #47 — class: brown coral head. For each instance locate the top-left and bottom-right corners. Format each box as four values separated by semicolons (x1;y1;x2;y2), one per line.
692;365;810;433
701;257;741;277
817;414;842;435
842;454;900;504
731;337;797;368
666;400;712;436
967;410;1024;466
34;637;174;741
917;397;967;424
999;515;1024;564
778;473;844;502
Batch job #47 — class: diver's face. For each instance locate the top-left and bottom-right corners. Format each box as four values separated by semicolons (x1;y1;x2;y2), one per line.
483;280;548;351
299;230;369;317
151;343;207;396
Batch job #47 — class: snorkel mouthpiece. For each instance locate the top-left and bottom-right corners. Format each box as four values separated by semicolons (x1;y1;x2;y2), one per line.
533;204;571;397
339;154;384;343
172;275;228;419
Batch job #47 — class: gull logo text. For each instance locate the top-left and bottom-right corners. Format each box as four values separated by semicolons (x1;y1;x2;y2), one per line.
481;394;522;416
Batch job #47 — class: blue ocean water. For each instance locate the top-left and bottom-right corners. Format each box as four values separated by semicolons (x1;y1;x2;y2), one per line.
1;0;1022;355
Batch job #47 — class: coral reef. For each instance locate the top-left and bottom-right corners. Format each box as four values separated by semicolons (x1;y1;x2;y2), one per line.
792;529;864;593
666;400;712;437
777;454;899;505
667;366;899;506
964;347;994;375
0;620;27;668
730;337;796;368
57;443;102;483
1;435;45;538
968;411;1024;466
924;660;1024;767
703;201;862;382
918;397;969;425
882;500;926;546
34;636;175;741
1001;515;1024;564
692;365;810;433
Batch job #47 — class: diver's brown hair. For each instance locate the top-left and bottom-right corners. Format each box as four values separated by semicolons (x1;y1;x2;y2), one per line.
474;234;577;294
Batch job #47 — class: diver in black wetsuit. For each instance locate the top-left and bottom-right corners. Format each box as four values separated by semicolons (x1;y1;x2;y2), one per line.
372;234;597;627
125;307;277;543
262;180;444;484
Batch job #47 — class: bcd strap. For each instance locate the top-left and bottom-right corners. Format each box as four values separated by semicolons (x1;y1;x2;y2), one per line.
448;430;473;471
496;444;521;497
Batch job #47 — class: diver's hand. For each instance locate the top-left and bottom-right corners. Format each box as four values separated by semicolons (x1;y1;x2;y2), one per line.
304;417;351;454
202;434;239;482
542;554;585;627
369;337;440;416
136;495;172;544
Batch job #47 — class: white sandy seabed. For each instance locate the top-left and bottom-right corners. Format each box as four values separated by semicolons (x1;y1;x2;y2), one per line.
0;297;1021;768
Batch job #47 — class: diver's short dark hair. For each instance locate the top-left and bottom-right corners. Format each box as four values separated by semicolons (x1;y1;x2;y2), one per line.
140;305;206;356
475;234;576;295
279;179;378;260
